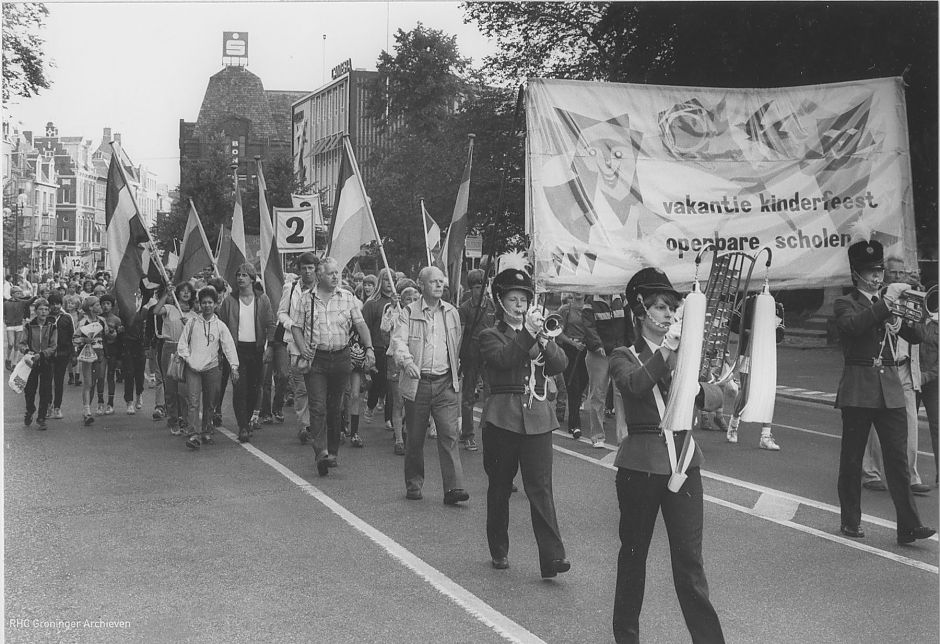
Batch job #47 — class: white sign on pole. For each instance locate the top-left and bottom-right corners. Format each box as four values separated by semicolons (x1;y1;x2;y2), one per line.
465;234;483;258
275;207;317;251
63;255;92;274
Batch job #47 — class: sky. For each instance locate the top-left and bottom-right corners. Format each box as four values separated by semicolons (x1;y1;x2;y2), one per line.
6;1;498;188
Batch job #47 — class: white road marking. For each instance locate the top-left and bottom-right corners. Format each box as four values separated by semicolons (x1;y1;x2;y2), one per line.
552;444;939;573
768;420;934;458
753;493;800;522
217;427;546;644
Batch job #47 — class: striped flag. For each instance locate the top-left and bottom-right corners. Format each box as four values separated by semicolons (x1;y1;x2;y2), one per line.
441;134;474;298
217;177;247;288
327;136;379;271
174;200;215;284
105;151;149;327
421;200;442;266
257;159;284;304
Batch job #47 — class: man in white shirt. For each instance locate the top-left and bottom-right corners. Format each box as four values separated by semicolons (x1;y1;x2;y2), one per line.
278;252;319;444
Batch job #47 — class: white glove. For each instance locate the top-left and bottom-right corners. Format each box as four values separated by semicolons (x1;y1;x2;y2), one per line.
884;282;911;303
524;308;544;336
662;321;681;352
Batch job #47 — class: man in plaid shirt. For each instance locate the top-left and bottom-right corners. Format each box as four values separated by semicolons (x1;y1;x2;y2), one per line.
287;256;375;476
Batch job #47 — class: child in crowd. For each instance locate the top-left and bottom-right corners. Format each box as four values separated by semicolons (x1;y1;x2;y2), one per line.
73;296;106;425
21;298;57;430
381;281;420;455
98;295;123;415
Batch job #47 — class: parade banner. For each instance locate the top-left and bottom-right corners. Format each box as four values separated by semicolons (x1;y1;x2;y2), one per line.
63;255;94;274
525;77;917;293
275;207;317;251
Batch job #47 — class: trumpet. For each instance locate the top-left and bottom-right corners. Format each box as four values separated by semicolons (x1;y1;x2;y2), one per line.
542;313;564;338
886;285;938;323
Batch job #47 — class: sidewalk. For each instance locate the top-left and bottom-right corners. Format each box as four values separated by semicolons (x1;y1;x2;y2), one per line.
776;344;929;422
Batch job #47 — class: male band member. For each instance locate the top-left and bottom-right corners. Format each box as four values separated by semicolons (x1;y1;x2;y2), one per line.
478;261;570;578
458;268;497;451
291;257;374;476
861;256;930;494
609;267;725;644
833;239;935;544
392;266;468;504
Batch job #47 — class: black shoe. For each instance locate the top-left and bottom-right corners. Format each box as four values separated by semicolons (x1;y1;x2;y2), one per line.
406;490;423;500
212;413;222;427
273;411;285;423
298;427;310;444
350;433;364;448
491;557;509;570
36;417;47;431
568;427;582;440
910;483;931;496
186;435;201;450
840;525;865;539
897;526;936;544
541;558;571;578
862;479;887;491
24;412;33;427
83;414;95;426
316;455;330;477
443;489;470;505
326;455;338;468
238;427;250;443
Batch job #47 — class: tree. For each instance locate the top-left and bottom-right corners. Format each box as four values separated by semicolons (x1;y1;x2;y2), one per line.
363;24;526;274
465;2;938;260
2;3;53;104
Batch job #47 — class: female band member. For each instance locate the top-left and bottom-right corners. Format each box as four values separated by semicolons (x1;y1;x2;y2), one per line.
608;267;725;644
478;257;570;579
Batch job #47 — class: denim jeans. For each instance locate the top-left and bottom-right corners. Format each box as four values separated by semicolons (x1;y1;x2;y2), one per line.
186;365;221;435
584;349;610;442
233;342;263;431
261;342;289;417
404;375;464;494
303;348;352;457
160;342;188;426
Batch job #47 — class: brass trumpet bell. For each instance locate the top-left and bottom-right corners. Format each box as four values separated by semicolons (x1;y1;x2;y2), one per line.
887;285;938;323
542;313;564;337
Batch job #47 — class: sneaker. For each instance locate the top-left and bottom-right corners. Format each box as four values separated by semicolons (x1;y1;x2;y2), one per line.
339;431;348;445
759;434;780;451
298;427;310;444
316;454;330;477
713;413;728;432
273;411;285;423
36;416;48;430
153;407;166;420
67;372;74;384
604;408;615;418
568;427;582;440
464;438;479;451
96;404;105;416
212;413;222;427
186;435;200;450
260;415;274;425
394;441;405;456
350;433;364;448
24;412;33;427
135;395;143;410
326;454;338;468
726;427;738;443
169;422;183;436
126;403;135;415
385;420;394;432
591;436;606;448
83;414;95;426
428;426;438;439
364;408;374;422
51;408;63;419
249;412;261;432
200;433;214;445
105;405;114;415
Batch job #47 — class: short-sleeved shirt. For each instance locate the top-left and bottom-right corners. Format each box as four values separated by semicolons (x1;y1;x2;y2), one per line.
297;288;364;351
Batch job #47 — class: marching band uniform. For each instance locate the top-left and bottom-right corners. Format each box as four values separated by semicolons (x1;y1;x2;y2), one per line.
608;267;725;644
833;240;934;544
478;266;570;578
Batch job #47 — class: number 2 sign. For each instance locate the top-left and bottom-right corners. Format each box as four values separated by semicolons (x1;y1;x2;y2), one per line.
274;207;316;251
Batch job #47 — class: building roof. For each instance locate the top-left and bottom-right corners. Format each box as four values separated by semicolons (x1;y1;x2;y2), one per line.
266;90;309;142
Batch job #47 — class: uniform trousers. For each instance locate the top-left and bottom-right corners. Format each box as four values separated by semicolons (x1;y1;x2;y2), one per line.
562;345;587;431
460;357;487;441
482;422;565;571
918;377;939;482
404;376;464;494
862;361;922;484
838;405;922;535
614;467;724;644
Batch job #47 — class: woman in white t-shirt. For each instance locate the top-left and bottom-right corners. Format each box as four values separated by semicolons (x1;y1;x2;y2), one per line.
154;282;197;436
218;263;275;443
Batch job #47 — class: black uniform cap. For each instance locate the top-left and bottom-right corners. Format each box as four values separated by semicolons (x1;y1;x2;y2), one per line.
847;239;884;270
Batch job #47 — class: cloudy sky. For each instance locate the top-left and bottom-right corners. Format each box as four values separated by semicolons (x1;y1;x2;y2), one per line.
7;1;498;188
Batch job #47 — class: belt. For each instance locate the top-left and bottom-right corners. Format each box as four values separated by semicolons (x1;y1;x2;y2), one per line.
420;371;451;381
846;358;897;367
490;385;524;395
315;346;348;355
629;425;689;436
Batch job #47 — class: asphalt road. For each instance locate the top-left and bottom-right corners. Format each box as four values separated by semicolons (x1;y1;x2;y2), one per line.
5;347;938;643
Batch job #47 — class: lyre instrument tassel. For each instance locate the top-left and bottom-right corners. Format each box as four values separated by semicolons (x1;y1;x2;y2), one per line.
740;283;777;423
660;286;707;433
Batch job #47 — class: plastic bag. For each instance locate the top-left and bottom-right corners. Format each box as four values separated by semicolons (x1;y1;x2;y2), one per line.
8;355;34;394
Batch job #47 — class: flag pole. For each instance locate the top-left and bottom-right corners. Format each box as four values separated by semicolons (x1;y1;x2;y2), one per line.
342;135;396;296
108;141;180;309
189;198;221;278
420;197;432;267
